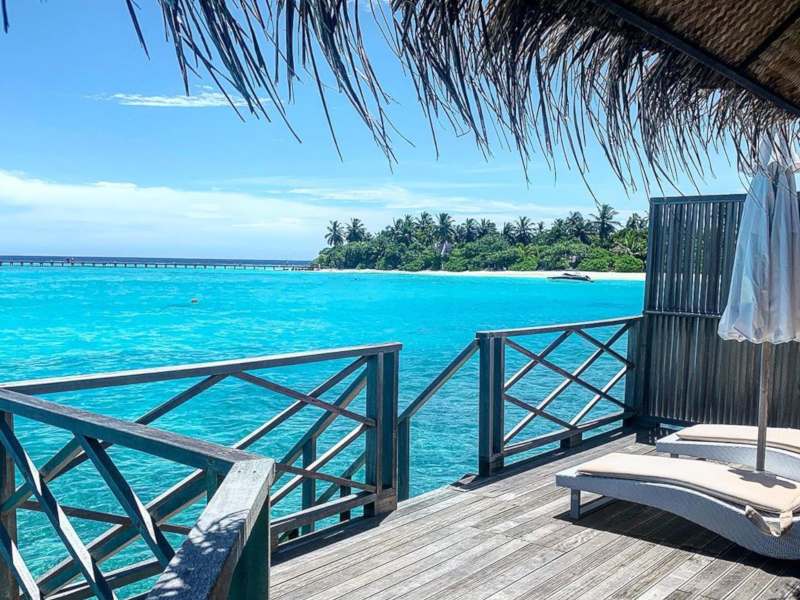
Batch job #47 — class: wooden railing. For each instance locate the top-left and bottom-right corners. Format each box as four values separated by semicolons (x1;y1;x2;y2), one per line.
0;342;400;599
398;341;478;500
398;315;642;497
0;387;274;600
477;316;642;476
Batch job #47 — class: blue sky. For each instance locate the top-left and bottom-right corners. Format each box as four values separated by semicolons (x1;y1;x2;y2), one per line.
0;2;745;260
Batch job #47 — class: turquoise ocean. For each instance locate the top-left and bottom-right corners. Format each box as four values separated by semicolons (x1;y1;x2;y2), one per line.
0;267;644;587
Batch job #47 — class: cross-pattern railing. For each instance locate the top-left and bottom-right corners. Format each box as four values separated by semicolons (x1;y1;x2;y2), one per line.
477;316;642;476
397;315;642;498
398;341;478;500
0;386;274;600
0;342;400;599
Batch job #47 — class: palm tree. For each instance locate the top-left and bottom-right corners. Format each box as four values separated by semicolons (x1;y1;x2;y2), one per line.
614;229;648;261
565;211;592;244
325;220;345;246
625;213;648;232
477;218;497;237
501;222;515;243
345;218;367;242
514;216;533;244
413;212;434;245
435;213;455;254
416;212;435;230
391;217;415;245
463;218;479;242
590;204;621;244
545;218;570;243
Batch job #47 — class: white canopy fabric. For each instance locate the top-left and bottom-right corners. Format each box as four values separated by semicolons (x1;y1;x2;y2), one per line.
718;136;800;344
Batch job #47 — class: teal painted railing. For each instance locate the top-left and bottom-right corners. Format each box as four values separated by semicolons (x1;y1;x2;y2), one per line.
0;317;639;596
398;315;641;498
476;316;642;476
397;341;478;500
0;342;401;600
0;386;274;600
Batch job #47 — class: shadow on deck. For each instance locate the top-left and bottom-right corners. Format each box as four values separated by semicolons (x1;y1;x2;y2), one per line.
272;429;800;600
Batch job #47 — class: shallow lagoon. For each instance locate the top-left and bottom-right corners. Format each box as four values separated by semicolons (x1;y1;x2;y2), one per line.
0;268;644;578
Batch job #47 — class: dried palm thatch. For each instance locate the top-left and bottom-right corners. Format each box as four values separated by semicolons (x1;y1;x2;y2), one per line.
394;0;800;189
4;0;800;190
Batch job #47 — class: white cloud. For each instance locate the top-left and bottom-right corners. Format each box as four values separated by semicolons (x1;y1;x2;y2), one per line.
286;183;591;216
0;171;336;259
96;91;250;108
0;169;601;259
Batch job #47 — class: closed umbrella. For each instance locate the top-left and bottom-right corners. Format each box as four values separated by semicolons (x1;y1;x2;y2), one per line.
718;134;800;471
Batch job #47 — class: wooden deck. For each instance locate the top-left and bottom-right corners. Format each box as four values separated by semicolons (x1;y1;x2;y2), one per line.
272;430;800;600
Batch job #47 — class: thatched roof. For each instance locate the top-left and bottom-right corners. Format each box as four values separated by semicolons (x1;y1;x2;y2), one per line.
393;0;800;187
5;1;800;188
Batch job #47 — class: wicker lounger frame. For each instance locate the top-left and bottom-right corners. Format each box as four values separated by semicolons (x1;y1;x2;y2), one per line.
656;432;800;481
556;465;800;559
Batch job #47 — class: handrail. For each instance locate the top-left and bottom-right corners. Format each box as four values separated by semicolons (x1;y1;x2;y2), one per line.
147;458;275;600
0;389;254;472
0;388;275;600
0;342;402;599
477;315;642;476
398;316;642;499
399;341;478;423
476;315;642;338
0;342;402;394
398;340;479;500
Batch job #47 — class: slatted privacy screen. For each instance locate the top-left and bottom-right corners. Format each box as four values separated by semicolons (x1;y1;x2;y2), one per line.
639;194;800;427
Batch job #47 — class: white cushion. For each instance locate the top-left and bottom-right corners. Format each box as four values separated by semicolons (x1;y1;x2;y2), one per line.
676;424;800;455
576;452;800;515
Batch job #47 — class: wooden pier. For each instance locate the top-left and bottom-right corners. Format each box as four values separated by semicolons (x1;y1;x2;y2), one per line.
272;430;800;600
0;258;317;270
3;194;800;598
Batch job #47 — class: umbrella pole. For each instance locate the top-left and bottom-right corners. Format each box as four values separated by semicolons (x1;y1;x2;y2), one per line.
756;342;774;472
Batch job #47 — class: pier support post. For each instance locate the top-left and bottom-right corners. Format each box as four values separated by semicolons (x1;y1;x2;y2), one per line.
398;418;410;501
365;350;399;517
479;335;505;477
228;496;270;600
560;433;582;450
301;439;316;534
0;412;18;600
623;317;643;427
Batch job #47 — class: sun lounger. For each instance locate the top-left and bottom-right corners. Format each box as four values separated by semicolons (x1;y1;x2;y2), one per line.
657;424;800;481
556;452;800;559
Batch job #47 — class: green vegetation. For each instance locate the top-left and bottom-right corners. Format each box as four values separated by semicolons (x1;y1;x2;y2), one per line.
315;205;647;273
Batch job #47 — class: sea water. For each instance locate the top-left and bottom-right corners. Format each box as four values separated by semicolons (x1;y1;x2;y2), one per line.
0;268;644;583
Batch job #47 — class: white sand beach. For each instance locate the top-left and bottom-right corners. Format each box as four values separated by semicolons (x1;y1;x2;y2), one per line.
319;269;645;281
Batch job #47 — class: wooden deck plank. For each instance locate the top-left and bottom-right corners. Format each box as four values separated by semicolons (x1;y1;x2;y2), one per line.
752;566;800;599
272;526;480;598
341;536;530;600
296;529;498;600
601;524;720;600
421;543;563;600
702;553;771;599
389;537;532;600
520;511;690;600
634;538;733;599
674;544;752;597
270;432;800;600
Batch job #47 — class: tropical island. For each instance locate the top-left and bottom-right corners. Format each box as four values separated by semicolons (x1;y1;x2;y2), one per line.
314;204;647;273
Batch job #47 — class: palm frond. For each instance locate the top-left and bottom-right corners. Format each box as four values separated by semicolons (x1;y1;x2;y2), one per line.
5;0;800;191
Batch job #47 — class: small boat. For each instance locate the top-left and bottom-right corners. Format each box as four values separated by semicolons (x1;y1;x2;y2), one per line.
547;272;592;282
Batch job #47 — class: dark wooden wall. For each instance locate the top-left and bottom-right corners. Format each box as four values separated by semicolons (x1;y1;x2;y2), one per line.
635;194;800;428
